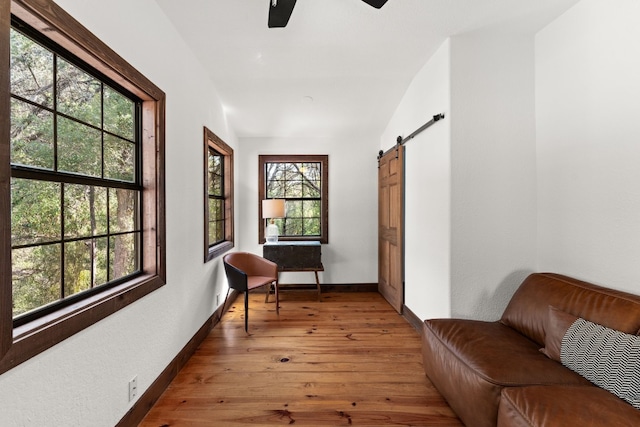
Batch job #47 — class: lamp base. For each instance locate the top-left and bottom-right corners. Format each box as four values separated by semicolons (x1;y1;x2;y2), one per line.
265;223;279;243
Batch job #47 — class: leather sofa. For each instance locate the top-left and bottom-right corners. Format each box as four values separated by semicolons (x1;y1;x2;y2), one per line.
421;273;640;427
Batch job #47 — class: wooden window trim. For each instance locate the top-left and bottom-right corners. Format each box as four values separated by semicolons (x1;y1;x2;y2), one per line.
0;0;166;374
258;154;328;244
203;127;234;262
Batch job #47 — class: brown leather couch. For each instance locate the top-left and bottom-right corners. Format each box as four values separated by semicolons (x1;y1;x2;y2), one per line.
421;273;640;427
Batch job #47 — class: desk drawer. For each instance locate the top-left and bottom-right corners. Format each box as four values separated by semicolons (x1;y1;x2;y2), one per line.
263;243;322;270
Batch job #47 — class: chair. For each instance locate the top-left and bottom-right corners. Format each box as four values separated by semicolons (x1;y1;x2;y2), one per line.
222;252;279;332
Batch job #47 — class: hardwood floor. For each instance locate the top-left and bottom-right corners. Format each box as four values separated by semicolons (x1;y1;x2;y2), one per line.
139;291;462;426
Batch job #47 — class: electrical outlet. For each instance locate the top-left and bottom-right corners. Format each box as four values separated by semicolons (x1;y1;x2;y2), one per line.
129;376;138;402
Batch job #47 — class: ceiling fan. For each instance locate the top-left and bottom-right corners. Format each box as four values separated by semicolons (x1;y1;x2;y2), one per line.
268;0;389;28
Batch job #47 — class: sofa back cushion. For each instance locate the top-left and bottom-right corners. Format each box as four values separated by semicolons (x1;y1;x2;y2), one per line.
500;273;640;346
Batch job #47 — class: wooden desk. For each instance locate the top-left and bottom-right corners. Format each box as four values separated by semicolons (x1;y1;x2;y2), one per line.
263;241;323;300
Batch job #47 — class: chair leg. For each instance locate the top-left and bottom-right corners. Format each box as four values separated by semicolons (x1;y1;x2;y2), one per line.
244;290;249;333
275;279;279;315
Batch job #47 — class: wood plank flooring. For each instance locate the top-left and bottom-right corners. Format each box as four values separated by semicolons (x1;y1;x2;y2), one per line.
139;291;462;426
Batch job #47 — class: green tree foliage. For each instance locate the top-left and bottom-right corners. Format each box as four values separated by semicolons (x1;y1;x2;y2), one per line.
10;28;139;318
266;162;321;237
208;150;224;245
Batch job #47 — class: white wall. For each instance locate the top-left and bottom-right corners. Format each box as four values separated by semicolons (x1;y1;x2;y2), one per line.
237;136;378;285
0;0;237;425
380;40;452;321
449;31;537;320
536;0;640;292
381;32;538;322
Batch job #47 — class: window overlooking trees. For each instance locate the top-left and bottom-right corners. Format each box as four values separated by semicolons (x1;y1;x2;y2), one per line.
0;1;165;373
10;25;141;323
204;127;233;261
258;155;328;243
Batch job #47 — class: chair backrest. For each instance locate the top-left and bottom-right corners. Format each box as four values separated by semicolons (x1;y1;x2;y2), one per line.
224;252;276;277
223;260;248;292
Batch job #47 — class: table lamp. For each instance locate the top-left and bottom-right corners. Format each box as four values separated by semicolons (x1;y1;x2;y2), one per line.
262;199;285;243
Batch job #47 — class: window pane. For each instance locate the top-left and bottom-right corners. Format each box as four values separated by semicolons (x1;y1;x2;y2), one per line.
109;188;138;233
12;244;61;317
303;200;321;217
10;28;54;108
64;239;93;296
284;218;302;236
284;181;302;198
58;116;102;177
94;237;108;286
110;233;138;280
303;218;321;236
103;86;134;140
303;163;320;179
302;180;321;198
11;178;61;246
104;134;135;182
266;163;285;181
208;219;224;246
266;180;285;198
284;163;302;181
208;151;223;197
209;198;223;222
57;58;101;126
64;237;107;290
286;200;302;217
64;184;108;239
10;98;54;169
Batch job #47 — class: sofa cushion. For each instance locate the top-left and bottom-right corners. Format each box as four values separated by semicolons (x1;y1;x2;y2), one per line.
540;305;578;361
497;385;640;427
501;273;640;346
562;317;640;409
422;319;590;427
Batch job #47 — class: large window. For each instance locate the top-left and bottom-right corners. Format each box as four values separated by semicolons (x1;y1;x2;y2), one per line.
204;127;233;261
10;24;141;323
0;0;165;373
258;155;328;243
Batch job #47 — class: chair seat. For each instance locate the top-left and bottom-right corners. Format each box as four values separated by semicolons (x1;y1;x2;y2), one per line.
248;275;276;290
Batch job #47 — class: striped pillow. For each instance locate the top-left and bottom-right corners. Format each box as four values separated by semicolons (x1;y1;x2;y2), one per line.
561;317;640;410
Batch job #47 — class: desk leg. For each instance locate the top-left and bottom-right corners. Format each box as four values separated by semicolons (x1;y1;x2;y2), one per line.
264;284;271;303
314;270;321;301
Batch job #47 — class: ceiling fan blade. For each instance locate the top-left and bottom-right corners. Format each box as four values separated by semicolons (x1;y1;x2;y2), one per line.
268;0;297;28
361;0;388;8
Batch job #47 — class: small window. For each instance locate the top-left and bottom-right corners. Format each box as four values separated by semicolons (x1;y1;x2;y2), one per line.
204;127;233;261
258;155;328;243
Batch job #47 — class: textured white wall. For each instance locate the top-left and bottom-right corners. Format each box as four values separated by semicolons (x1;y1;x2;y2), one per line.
381;32;538;322
380;40;452;321
237;136;378;285
536;0;640;292
0;0;237;425
449;31;538;320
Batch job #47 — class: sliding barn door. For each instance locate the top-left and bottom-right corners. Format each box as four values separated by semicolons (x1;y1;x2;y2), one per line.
378;146;404;313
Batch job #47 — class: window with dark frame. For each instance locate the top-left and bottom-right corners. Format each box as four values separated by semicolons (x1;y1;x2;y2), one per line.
10;23;142;324
258;155;328;244
207;148;225;246
204;127;233;261
0;0;165;373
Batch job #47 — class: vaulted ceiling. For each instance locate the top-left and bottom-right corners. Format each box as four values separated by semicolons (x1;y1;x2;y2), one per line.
155;0;580;139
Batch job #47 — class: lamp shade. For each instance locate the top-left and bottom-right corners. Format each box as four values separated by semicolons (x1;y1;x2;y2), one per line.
262;199;285;219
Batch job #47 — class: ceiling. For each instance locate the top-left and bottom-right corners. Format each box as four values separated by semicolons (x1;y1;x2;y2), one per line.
154;0;579;139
